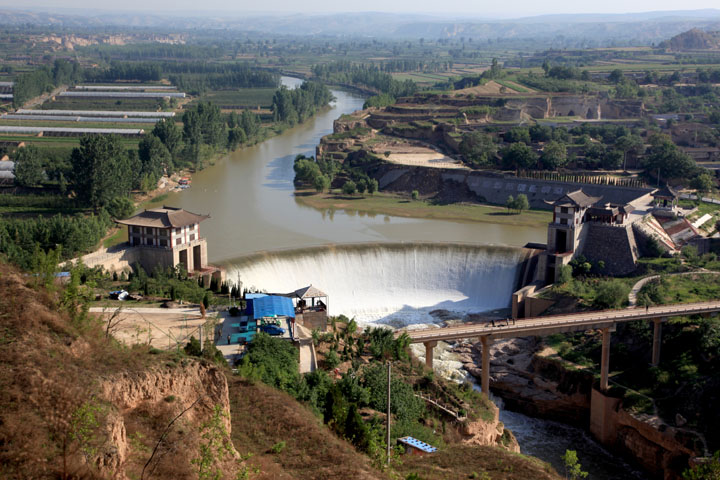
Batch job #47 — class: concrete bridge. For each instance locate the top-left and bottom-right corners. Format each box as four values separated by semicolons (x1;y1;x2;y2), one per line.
397;301;720;394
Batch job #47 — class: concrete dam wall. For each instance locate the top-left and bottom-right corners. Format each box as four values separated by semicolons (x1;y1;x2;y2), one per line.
226;243;532;326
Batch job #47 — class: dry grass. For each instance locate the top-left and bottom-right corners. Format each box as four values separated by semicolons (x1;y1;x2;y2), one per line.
0;261;212;479
228;377;389;480
393;444;562;480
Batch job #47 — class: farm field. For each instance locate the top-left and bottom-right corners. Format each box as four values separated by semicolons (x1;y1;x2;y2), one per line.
36;96;170;111
189;88;276;109
0;118;154;130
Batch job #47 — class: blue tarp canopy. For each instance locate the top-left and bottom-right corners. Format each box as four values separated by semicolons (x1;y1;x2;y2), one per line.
245;293;268;300
248;295;295;320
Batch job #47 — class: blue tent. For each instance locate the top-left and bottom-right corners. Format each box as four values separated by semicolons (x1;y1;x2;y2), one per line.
248;295;295;320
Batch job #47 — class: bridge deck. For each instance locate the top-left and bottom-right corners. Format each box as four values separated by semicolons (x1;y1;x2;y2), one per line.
398;301;720;343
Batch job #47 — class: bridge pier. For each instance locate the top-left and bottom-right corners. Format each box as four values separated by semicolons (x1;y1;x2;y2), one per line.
424;341;437;369
651;319;662;366
480;336;492;395
600;327;611;392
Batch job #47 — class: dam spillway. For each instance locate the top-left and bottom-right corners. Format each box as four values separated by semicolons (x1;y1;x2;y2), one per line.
225;243;530;326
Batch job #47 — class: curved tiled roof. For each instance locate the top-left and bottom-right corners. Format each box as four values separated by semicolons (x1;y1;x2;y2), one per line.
116;206;209;228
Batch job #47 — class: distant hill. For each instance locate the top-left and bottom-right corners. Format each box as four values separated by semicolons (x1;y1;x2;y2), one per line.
3;8;720;46
661;28;720;50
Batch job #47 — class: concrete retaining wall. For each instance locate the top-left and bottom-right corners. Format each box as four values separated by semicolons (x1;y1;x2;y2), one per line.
376;165;653;209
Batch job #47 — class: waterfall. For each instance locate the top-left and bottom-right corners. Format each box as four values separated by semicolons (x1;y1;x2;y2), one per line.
225;243;527;327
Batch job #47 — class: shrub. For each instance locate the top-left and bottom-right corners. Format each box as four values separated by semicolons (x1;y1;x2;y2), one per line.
411;190;419;200
342;180;357;196
593;280;629;309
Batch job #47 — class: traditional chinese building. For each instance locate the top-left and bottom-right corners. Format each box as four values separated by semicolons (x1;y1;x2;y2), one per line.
116;206;224;282
540;189;640;282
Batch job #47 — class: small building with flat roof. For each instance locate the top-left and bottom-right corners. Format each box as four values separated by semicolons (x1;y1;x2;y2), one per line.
397;437;437;456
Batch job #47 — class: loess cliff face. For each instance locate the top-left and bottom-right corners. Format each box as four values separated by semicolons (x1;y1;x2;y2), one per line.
0;263;239;480
98;363;237;479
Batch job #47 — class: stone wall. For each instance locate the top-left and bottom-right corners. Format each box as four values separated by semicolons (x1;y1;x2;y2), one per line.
375;164;653;209
590;388;703;479
580;223;639;276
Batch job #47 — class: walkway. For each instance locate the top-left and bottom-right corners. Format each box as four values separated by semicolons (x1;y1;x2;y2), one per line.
89;306;203;316
400;300;720;394
627;271;720;306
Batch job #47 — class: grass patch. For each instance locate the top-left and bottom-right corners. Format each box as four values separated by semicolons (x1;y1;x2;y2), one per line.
103;226;127;248
294;190;551;228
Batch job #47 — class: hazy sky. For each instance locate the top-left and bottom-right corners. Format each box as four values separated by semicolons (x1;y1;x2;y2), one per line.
4;0;720;17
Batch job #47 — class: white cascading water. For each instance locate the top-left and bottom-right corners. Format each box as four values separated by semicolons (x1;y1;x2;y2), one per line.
225;243;527;327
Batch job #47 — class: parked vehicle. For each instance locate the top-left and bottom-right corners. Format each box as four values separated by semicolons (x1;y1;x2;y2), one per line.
260;324;285;336
109;290;128;301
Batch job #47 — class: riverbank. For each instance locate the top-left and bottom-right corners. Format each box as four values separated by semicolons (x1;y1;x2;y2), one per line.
294;189;552;228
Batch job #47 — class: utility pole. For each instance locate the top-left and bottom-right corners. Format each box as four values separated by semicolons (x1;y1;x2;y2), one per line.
386;361;391;466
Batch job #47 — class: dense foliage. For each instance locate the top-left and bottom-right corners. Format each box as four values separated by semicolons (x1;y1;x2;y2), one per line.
0;212;112;269
271;81;333;125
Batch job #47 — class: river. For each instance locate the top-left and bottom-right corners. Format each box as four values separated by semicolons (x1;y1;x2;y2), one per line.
159;77;648;479
160;77;542;262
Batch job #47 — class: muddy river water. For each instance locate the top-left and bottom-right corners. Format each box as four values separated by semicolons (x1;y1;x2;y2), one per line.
159;77;647;479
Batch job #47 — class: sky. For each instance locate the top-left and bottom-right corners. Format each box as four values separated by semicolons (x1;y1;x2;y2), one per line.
3;1;720;18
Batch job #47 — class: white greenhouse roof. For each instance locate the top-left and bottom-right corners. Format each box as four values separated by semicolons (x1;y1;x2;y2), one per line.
60;91;186;99
0;171;15;179
74;85;177;90
0;82;13;87
0;161;15;171
16;109;175;118
0;126;144;135
0;94;12;99
2;114;162;123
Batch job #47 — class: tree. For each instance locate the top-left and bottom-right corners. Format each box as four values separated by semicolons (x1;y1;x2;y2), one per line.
557;264;573;284
562;450;588;480
540;141;568;170
12;144;44;187
342;180;357;196
608;69;624;84
502;142;538;170
151;118;183;161
138;135;172;186
106;196;135;220
644;134;696;181
593;280;630;309
602;150;624;170
691;172;714;193
459;131;497;167
515;193;529;213
313;173;331;193
505;127;531;145
367;178;378;195
529;124;553;143
70;135;132;210
615;135;644;171
411;190;419;200
506;195;515;213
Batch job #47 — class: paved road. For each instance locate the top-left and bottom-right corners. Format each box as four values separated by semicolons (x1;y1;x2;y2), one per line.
398;300;720;343
89;306;203;316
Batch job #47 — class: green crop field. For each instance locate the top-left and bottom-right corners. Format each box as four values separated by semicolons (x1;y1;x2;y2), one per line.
190;88;277;109
0;119;153;130
38;97;170;111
